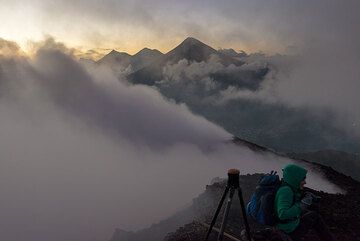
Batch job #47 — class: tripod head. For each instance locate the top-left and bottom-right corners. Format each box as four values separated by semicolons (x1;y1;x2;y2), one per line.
227;169;240;189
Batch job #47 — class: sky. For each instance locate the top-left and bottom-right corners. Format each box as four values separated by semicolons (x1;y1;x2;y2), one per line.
1;0;359;58
0;0;338;57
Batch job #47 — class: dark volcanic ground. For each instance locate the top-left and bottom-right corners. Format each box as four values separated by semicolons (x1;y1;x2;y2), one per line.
164;164;360;241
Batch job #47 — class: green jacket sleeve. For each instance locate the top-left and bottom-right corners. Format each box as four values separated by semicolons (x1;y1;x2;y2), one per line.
276;186;301;220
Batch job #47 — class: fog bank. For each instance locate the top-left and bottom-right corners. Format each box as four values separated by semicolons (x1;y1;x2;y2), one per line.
0;39;342;241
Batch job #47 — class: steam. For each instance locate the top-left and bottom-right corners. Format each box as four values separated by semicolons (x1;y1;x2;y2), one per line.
0;39;343;241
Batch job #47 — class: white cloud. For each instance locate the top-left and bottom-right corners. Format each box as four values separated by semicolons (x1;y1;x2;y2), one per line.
0;39;343;241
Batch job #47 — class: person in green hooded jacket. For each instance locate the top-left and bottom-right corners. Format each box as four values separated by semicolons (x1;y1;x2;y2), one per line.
274;164;336;241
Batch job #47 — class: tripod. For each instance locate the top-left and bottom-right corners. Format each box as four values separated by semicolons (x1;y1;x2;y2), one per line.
204;169;252;241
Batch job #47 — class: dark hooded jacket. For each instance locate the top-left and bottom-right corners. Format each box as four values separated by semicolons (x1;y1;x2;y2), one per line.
274;164;308;233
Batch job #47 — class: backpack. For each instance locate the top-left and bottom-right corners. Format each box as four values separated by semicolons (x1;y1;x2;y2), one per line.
246;171;281;226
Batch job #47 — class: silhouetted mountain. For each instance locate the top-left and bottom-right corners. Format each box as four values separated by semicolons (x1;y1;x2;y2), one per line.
164;37;219;63
128;37;244;85
98;48;163;72
131;48;163;71
98;50;132;71
133;48;162;58
218;48;247;58
159;37;243;65
218;48;238;57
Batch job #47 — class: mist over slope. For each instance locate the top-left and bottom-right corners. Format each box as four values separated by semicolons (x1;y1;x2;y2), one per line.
0;38;342;241
105;37;360;154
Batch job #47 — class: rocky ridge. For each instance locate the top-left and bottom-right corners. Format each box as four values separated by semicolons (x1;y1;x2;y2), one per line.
109;138;360;241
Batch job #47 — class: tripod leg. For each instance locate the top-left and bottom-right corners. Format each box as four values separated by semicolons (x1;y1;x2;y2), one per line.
218;188;235;241
204;186;230;241
237;188;252;241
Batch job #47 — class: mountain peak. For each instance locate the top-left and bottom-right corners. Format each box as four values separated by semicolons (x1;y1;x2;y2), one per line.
134;47;163;56
181;37;207;47
218;48;238;57
140;47;152;51
164;37;217;63
97;49;131;65
136;47;152;54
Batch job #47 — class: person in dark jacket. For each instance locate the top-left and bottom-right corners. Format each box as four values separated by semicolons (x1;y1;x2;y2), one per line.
274;164;336;241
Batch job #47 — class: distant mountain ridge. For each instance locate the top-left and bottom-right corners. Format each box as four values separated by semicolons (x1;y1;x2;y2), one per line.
98;48;163;72
218;48;247;58
98;50;131;66
163;37;243;65
96;37;360;155
98;37;244;68
127;37;244;85
164;37;218;63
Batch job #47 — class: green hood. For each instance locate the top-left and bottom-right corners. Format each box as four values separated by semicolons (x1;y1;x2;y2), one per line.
282;164;307;190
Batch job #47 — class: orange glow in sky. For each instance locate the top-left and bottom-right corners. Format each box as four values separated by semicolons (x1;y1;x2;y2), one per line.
0;0;286;60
